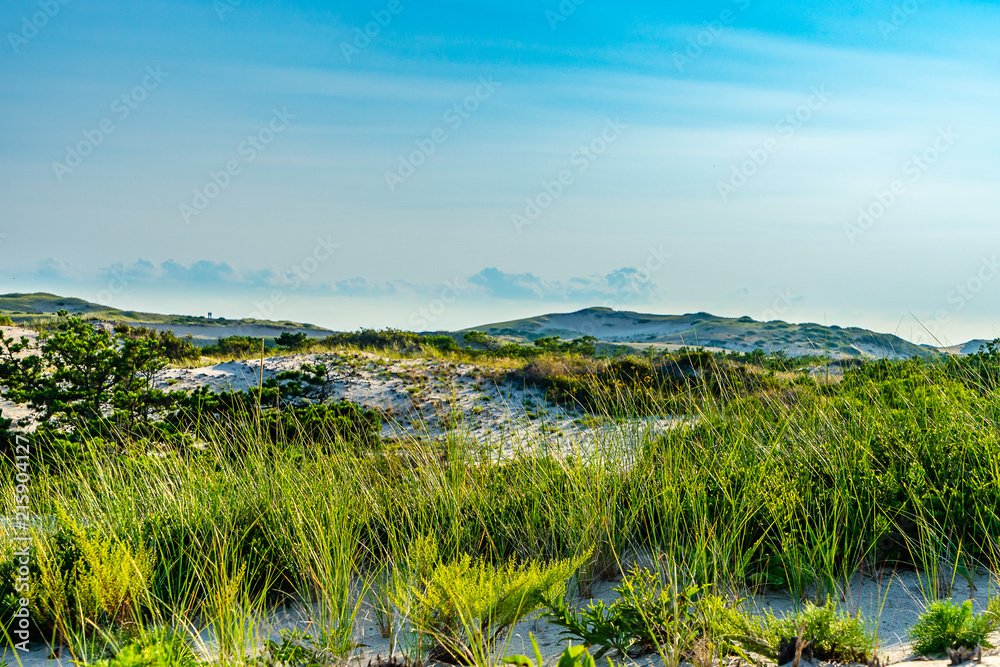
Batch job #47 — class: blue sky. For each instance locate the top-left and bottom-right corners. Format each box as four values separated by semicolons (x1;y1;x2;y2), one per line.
1;0;998;344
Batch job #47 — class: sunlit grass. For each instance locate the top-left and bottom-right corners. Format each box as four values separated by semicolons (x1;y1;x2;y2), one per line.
3;349;1000;664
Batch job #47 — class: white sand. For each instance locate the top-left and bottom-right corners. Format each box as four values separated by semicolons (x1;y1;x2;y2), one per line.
6;570;998;666
155;350;685;455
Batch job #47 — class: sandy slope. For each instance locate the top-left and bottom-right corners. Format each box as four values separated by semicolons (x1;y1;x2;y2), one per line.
474;309;950;361
1;329;682;450
156;350;682;454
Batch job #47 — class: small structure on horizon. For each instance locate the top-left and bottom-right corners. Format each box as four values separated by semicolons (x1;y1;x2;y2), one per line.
208;312;213;319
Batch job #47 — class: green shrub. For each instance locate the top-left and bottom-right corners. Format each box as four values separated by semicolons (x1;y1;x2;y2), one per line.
114;325;201;363
170;392;381;450
463;330;502;351
754;600;874;663
202;335;265;357
947;338;1000;391
396;538;585;663
321;328;423;351
518;350;781;416
0;313;166;430
542;568;753;659
0;541;41;642
275;332;309;350
423;334;461;352
503;633;604;667
910;600;999;655
90;629;197;667
0;315;14;326
31;509;151;635
532;336;598;357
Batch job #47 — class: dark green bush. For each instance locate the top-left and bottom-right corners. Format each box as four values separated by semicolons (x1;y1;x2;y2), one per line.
909;600;1000;655
201;335;266;357
542;569;754;659
756;601;874;663
114;325;200;363
168;389;381;450
423;334;461;352
320;329;423;351
0;314;166;430
275;332;309;350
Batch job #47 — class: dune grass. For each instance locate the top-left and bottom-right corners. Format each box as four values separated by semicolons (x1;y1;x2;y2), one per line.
2;348;1000;665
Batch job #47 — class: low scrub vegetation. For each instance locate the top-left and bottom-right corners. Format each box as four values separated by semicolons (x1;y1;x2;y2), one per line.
1;313;1000;664
394;535;586;664
909;599;1000;655
543;572;873;664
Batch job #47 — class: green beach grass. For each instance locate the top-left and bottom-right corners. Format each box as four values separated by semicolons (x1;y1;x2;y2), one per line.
2;325;1000;665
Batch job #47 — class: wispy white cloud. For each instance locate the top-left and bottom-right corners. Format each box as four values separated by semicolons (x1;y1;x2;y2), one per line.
19;259;661;304
469;266;658;301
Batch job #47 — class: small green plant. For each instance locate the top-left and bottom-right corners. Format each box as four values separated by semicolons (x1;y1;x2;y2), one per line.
754;600;874;663
541;586;634;658
543;568;751;659
397;539;585;664
31;508;151;638
544;567;775;662
89;629;197;667
503;632;607;667
910;600;999;656
257;629;342;667
275;332;310;350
